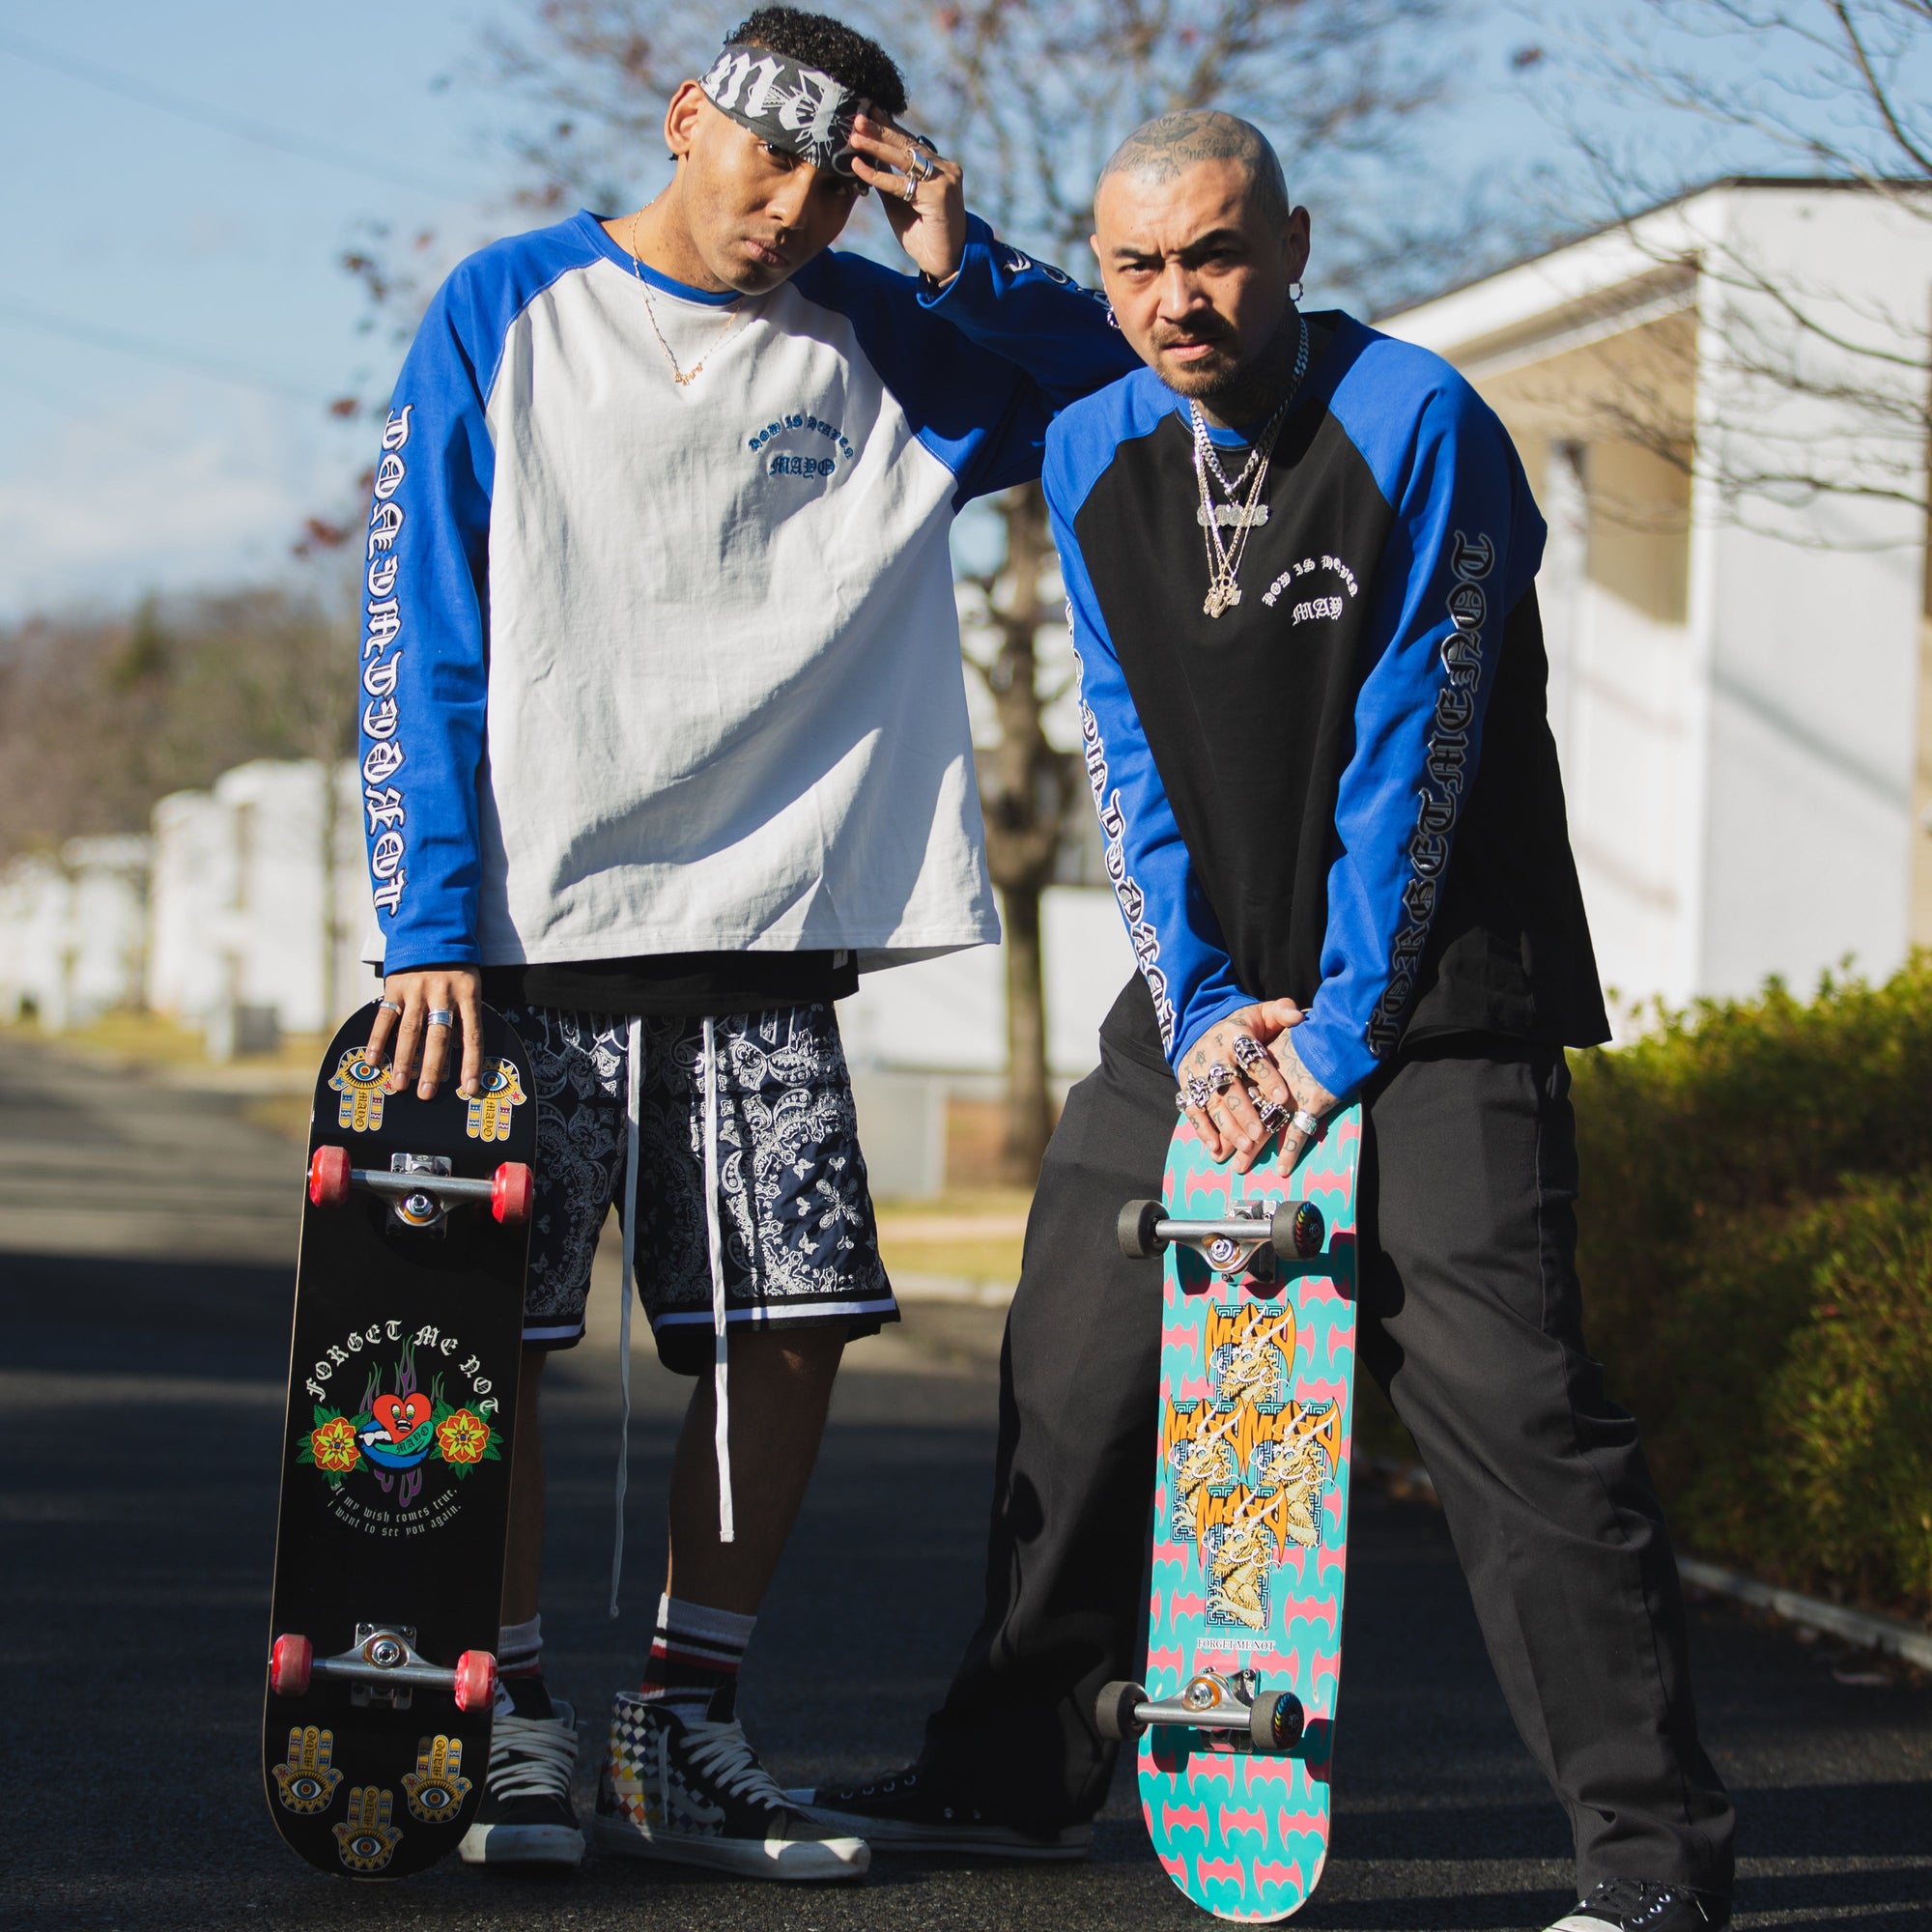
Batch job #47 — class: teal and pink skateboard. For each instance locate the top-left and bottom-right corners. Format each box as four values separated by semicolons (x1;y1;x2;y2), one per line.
1103;1103;1362;1920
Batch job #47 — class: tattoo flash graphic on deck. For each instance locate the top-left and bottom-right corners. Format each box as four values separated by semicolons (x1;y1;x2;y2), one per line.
1366;529;1494;1061
1164;1301;1342;1640
297;1337;500;1536
1075;635;1178;1048
362;406;413;921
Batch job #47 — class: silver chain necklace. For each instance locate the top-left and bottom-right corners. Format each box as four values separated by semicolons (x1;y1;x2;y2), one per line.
1189;313;1309;618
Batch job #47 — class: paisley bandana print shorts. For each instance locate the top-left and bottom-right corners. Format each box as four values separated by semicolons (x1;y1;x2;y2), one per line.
500;1002;897;1371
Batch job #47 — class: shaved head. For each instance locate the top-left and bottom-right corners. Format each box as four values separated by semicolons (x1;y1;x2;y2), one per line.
1099;110;1290;231
1090;109;1311;423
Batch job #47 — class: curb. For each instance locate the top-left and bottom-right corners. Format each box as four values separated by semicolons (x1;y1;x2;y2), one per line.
1673;1558;1932;1672
1361;1457;1932;1671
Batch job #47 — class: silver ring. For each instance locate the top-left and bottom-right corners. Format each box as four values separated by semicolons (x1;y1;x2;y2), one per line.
1232;1036;1267;1072
902;172;919;203
1184;1074;1209;1110
1290;1108;1321;1138
426;1008;455;1029
377;999;403;1015
1205;1063;1236;1094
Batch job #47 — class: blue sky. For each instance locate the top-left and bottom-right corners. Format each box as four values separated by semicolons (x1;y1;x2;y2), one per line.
0;1;1674;622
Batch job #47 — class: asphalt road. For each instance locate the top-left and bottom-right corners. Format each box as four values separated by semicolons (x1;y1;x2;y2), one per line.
3;1030;1929;1932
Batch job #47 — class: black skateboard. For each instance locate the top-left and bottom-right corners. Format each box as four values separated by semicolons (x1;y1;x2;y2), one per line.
263;1003;535;1879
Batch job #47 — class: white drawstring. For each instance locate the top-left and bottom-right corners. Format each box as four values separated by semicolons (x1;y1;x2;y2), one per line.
610;1015;643;1619
701;1016;736;1544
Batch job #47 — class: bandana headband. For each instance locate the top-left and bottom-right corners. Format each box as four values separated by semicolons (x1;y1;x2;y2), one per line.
699;42;865;174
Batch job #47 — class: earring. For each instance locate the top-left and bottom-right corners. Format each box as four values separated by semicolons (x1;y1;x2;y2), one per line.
1105;302;1121;329
1290;279;1304;301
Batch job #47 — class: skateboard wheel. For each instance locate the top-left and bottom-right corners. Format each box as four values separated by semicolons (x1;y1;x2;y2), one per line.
1094;1679;1147;1742
491;1161;534;1227
1270;1199;1324;1261
1249;1690;1304;1751
307;1145;350;1209
270;1632;313;1698
452;1648;497;1713
1118;1200;1166;1260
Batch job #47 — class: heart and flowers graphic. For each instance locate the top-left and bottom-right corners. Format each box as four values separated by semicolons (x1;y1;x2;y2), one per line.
298;1349;498;1492
361;1391;436;1469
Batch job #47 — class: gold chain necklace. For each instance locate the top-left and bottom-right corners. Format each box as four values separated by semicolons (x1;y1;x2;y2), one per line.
627;211;747;387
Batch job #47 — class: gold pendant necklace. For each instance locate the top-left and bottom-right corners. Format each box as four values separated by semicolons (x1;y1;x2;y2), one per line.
628;211;746;387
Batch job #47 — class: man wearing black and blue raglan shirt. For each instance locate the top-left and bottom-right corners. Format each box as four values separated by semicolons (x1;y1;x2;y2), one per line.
798;112;1736;1932
354;6;1134;1882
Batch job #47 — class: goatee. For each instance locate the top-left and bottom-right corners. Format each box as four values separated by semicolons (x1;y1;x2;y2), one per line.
1179;307;1304;430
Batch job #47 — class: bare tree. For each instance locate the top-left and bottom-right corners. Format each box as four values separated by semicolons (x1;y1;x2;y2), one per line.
344;0;1497;1176
1519;0;1932;530
0;587;355;867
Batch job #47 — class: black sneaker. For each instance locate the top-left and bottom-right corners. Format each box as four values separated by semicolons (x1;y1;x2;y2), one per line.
785;1764;1092;1861
1548;1880;1730;1932
592;1690;868;1881
458;1678;584;1868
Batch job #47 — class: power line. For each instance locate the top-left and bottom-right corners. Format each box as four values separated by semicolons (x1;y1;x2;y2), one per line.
0;24;476;203
0;298;326;406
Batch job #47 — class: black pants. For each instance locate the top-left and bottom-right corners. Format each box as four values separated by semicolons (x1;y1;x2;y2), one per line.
921;999;1735;1897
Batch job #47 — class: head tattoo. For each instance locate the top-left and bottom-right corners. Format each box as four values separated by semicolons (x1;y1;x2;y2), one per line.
1099;110;1291;228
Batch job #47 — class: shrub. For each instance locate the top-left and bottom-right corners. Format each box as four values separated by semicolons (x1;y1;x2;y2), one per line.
1570;965;1932;1621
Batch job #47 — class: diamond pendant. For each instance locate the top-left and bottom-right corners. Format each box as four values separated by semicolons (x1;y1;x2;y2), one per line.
1204;582;1241;618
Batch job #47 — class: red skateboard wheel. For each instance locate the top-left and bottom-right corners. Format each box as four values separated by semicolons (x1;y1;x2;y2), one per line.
452;1648;497;1713
491;1161;534;1227
270;1632;312;1697
307;1145;350;1208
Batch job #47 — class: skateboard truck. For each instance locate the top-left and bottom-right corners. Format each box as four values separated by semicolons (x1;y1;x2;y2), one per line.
269;1625;497;1714
1117;1196;1325;1276
1095;1669;1305;1752
307;1145;534;1230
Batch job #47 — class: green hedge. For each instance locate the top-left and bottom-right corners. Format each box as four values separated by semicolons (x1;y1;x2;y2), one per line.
1357;960;1932;1623
1572;965;1932;1620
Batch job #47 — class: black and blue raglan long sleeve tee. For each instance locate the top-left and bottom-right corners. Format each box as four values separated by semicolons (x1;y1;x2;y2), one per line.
1046;314;1606;1098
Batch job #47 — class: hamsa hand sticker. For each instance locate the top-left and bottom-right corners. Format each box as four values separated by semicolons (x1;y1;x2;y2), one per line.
464;1057;526;1143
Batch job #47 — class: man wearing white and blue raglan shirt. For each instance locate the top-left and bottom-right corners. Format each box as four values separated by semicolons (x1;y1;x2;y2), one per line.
798;113;1736;1932
355;7;1136;1882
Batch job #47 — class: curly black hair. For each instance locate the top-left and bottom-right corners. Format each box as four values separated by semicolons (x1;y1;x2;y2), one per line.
724;7;907;115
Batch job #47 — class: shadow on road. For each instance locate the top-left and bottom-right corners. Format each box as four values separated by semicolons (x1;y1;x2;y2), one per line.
5;1230;1929;1932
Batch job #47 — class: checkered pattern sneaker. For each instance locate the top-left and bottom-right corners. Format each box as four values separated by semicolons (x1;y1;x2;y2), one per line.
592;1690;867;1881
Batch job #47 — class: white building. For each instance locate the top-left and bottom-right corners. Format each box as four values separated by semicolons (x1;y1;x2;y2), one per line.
0;836;150;1029
146;759;377;1049
1381;180;1932;1019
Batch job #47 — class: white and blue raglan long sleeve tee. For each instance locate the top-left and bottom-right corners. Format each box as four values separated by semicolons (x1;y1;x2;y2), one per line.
1043;316;1607;1097
357;210;1132;976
